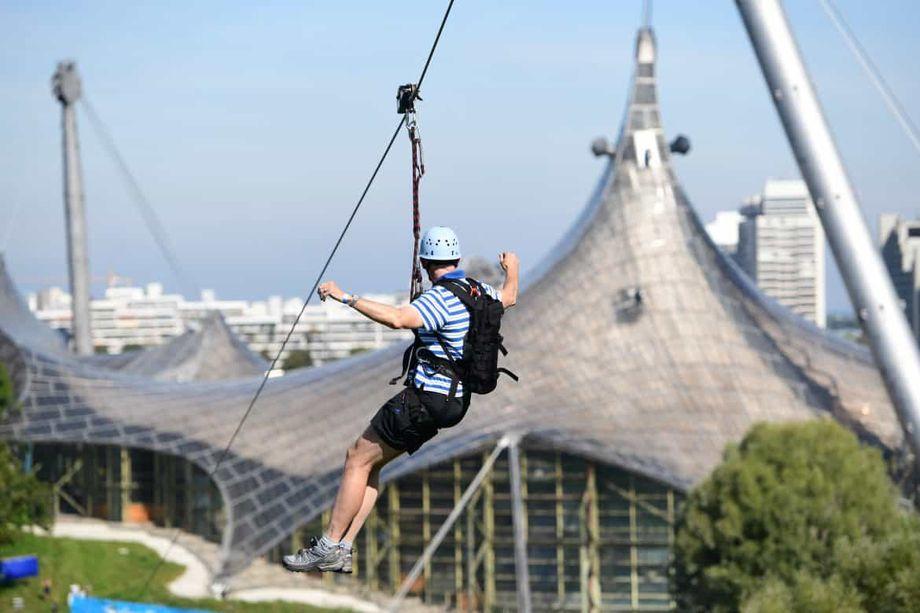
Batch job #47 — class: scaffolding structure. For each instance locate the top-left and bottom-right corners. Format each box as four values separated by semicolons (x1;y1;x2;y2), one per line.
271;445;678;611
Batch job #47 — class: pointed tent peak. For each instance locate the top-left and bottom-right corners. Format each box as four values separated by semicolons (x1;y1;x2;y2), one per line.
196;310;233;336
91;310;268;382
589;24;664;162
635;27;656;66
615;25;668;170
195;310;250;353
143;310;267;382
195;310;269;375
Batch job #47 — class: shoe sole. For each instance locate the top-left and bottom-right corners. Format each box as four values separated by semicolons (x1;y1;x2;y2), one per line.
282;560;343;573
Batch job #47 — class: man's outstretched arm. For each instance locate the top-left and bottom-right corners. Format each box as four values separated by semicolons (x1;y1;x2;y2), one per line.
499;252;520;309
318;282;423;330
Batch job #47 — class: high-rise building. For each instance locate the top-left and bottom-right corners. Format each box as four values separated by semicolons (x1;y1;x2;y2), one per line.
879;214;920;342
705;211;744;261
738;179;826;328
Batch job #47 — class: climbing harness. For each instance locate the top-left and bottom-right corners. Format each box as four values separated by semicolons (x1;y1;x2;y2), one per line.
399;83;426;300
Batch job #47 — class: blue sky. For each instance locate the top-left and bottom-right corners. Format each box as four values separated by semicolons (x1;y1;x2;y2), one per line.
1;0;918;313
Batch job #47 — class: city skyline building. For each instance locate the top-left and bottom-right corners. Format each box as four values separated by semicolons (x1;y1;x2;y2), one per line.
28;281;412;365
704;210;744;262
737;178;827;328
879;213;920;343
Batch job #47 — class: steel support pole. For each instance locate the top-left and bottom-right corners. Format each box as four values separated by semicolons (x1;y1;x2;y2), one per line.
367;509;379;590
483;455;496;610
555;452;565;605
465;494;477;610
52;61;93;355
388;436;510;612
452;460;463;601
585;463;601;611
508;437;533;613
120;447;131;522
387;484;400;590
422;472;432;588
736;0;920;463
106;446;117;520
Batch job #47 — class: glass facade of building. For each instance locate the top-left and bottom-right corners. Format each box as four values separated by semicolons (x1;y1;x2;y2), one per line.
28;443;225;543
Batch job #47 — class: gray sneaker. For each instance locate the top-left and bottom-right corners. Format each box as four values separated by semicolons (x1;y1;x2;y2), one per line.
334;545;353;574
282;537;346;573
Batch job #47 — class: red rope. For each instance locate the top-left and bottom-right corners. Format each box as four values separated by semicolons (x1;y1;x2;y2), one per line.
409;121;425;300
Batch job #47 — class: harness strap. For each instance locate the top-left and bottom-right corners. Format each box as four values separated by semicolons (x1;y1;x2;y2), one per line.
436;277;477;309
390;280;465;391
432;278;471;402
390;330;421;386
418;338;462;403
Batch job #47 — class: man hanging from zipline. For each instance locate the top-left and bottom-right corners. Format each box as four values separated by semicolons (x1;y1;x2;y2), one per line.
283;226;519;573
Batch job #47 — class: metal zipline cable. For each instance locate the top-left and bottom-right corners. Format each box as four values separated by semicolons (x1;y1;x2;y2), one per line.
817;0;920;158
136;0;456;597
79;98;201;298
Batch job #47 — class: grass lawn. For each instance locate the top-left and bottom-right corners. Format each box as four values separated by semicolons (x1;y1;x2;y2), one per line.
0;532;347;612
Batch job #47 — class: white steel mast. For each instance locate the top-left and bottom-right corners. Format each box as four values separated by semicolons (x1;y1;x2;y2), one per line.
736;0;920;467
52;61;93;355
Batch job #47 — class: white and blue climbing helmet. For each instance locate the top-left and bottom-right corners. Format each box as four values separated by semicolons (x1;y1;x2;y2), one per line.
419;226;461;261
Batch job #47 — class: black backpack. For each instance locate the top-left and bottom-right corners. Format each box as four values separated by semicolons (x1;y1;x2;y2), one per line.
391;277;518;400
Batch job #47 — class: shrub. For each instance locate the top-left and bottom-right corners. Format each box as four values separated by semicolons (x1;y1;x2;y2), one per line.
0;363;51;543
674;419;920;612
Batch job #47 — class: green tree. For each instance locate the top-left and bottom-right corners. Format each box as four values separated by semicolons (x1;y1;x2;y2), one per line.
0;361;11;416
741;573;863;613
674;419;920;612
281;349;313;371
0;363;51;543
0;444;50;544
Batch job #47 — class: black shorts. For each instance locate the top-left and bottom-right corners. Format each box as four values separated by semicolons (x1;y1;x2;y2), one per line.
370;387;469;454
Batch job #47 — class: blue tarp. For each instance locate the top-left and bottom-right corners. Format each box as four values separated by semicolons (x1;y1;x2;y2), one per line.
70;595;212;613
0;555;39;580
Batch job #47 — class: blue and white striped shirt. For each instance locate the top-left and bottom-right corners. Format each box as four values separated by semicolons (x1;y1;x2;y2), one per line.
409;269;501;396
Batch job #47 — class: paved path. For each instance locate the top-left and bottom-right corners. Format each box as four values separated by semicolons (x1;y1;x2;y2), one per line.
48;516;402;612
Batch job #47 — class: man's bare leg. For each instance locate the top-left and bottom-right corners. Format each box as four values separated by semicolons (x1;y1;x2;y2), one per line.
340;463;383;545
326;427;401;541
283;428;401;573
